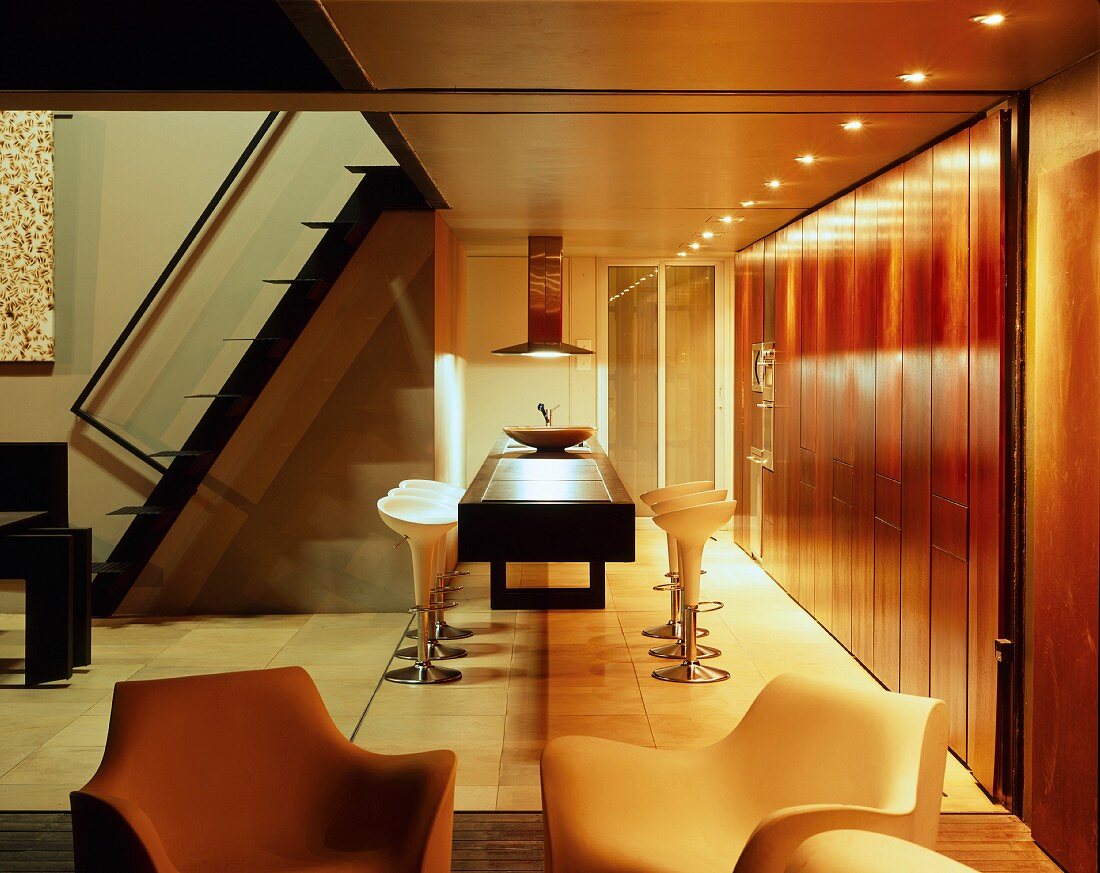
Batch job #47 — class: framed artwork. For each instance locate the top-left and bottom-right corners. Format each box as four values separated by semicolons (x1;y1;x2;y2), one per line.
0;110;54;362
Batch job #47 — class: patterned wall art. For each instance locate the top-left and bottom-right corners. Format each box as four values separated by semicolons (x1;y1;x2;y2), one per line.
0;110;55;362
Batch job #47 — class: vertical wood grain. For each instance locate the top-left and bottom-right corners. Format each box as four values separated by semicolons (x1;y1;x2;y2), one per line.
932;130;972;506
814;203;836;632
876;166;905;481
1028;148;1099;872
852;182;878;667
967;114;1005;791
931;546;969;752
901;149;933;697
801;214;819;452
783;222;804;607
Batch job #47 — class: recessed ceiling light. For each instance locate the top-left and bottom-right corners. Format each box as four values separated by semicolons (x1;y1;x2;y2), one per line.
795;155;816;164
898;71;929;84
720;215;734;223
701;230;715;239
740;200;756;207
970;12;1006;25
841;120;865;131
676;251;687;257
766;179;782;189
689;242;701;250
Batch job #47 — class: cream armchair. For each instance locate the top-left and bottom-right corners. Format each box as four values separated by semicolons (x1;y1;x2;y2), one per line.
540;672;948;873
785;830;976;873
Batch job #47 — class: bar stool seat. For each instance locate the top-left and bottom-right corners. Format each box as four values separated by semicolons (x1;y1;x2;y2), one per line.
377;495;462;685
638;480;715;641
652;499;736;683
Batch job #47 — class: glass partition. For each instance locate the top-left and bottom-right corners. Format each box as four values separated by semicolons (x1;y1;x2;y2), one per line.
606;265;659;509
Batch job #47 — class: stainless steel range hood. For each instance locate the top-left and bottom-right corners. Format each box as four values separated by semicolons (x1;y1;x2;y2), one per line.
491;236;593;357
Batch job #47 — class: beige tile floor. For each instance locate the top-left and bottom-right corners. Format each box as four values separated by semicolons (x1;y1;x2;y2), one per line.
0;531;1000;814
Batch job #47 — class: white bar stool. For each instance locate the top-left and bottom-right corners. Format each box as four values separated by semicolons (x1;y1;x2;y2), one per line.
399;479;469;584
638;480;714;640
388;486;473;651
376;494;462;684
647;488;727;660
652;499;736;683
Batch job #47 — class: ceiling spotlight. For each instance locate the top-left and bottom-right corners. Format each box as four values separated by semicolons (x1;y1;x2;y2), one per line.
689;242;701;250
898;71;929;84
740;200;756;207
795;154;816;164
720;215;734;223
677;251;687;257
766;179;782;189
970;12;1006;25
841;120;865;131
701;230;715;239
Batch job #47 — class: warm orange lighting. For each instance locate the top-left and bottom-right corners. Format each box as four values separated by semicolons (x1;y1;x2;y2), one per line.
701;230;715;239
689;242;701;250
970;12;1006;25
766;179;782;189
741;200;756;207
841;120;865;131
720;215;734;223
795;155;816;164
898;71;929;84
676;251;687;257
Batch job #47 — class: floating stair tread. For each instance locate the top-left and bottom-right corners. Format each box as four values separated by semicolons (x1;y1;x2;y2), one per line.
345;165;378;173
149;450;211;458
262;278;322;285
107;506;171;516
301;221;356;230
92;561;133;574
183;393;251;399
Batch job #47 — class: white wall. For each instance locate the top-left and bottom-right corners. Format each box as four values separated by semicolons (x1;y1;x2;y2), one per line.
464;255;598;479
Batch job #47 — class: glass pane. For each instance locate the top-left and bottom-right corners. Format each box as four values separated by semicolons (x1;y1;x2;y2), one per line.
665;265;715;484
607;265;659;512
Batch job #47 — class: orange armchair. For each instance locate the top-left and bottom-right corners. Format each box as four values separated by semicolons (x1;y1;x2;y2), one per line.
71;667;456;873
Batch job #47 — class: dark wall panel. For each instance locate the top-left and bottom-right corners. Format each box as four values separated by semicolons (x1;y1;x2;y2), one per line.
732;115;1005;796
901;150;933;698
967;114;1005;792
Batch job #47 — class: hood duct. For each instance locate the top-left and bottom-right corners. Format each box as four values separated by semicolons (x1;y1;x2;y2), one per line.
491;236;593;357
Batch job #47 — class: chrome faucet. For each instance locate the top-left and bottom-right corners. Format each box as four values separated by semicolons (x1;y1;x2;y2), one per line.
537;403;560;426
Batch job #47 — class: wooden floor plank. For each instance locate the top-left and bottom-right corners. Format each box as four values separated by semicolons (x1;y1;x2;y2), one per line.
0;811;1059;873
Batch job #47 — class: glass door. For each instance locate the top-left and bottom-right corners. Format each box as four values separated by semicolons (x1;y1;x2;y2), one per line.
599;260;726;514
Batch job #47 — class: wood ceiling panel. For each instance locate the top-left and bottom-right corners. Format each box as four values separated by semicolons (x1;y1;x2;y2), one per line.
325;0;1098;93
393;111;977;254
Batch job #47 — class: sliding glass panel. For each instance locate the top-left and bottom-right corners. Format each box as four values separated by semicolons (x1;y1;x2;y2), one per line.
607;265;659;509
664;264;715;485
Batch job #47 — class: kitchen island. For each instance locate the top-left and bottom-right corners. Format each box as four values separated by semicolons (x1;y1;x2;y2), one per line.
458;434;635;609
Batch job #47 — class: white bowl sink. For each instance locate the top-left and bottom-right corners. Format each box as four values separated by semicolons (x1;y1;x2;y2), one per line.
503;426;596;451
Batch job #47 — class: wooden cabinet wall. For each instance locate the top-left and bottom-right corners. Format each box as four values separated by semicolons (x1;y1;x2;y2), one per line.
732;114;1007;795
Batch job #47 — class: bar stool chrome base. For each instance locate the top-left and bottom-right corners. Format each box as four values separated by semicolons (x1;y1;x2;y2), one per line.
649;640;721;660
642;572;708;639
641;620;709;640
395;640;467;661
385;663;462;685
652;661;730;684
404;621;474;641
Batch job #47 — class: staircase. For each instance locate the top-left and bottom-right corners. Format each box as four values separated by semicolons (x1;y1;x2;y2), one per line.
74;116;431;615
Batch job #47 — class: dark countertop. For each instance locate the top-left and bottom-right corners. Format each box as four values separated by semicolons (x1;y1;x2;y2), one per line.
462;433;634;506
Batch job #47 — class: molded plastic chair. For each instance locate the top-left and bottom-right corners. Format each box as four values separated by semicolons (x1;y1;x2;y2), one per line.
785;831;975;873
651;499;735;681
378;494;461;684
638;480;715;641
71;667;456;873
541;672;949;873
